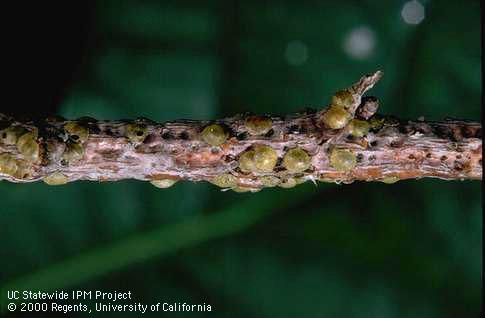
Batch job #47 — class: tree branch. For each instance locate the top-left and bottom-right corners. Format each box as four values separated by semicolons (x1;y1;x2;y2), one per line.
0;71;481;191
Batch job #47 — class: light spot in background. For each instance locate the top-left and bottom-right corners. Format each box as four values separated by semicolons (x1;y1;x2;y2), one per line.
401;0;425;25
343;26;376;60
285;41;308;66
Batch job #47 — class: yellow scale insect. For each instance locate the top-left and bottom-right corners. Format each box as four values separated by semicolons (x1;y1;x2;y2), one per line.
282;147;311;173
126;123;148;143
239;150;257;173
253;145;278;173
64;122;89;143
150;179;178;188
329;148;356;171
16;131;39;162
43;172;69;186
201;124;228;146
210;173;238;188
0;154;18;176
0;126;26;145
380;176;400;184
331;90;354;109
348;119;370;138
62;142;85;163
244;116;272;135
322;90;354;130
239;145;278;173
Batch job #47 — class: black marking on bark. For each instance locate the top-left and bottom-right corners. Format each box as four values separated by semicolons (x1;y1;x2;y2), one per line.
264;129;275;138
236;132;248;140
179;131;189;140
162;131;173;140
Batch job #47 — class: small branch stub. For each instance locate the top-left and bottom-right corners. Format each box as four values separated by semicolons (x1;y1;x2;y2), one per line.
0;71;482;192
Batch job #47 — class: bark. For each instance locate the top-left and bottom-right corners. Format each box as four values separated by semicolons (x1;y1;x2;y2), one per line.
0;71;481;190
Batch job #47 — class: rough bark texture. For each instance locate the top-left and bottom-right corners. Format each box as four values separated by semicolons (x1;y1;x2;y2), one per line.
0;71;482;191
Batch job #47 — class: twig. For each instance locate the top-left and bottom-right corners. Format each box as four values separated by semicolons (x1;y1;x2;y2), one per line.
0;71;481;191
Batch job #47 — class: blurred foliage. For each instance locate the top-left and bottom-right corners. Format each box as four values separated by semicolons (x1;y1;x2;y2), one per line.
0;1;481;317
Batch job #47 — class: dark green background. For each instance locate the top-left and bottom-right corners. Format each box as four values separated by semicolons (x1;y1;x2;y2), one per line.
0;1;481;317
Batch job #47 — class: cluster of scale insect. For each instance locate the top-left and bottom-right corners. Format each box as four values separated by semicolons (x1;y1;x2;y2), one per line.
197;116;315;192
319;89;399;184
0;124;40;180
41;121;96;185
0;120;92;185
1;95;404;189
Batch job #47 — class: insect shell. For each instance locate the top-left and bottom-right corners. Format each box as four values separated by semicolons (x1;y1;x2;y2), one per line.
16;131;39;162
244;116;273;135
321;106;352;130
150;179;178;189
282;147;311;173
210;173;238;188
43;172;69;186
201;124;228;146
64;122;89;143
329;148;357;171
